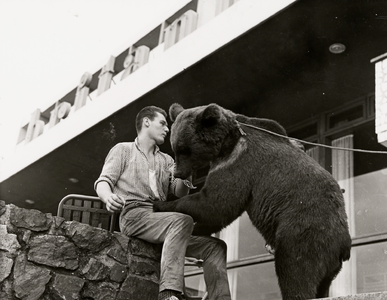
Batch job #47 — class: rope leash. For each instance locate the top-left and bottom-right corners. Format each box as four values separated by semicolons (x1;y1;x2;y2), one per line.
237;121;387;155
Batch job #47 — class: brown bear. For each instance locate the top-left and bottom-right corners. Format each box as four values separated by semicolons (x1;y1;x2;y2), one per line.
153;103;351;300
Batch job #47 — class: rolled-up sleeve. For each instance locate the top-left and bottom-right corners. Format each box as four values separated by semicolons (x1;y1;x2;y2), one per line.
94;144;126;192
167;159;196;197
167;160;178;195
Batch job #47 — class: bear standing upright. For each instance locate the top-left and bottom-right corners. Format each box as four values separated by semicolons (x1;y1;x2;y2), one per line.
153;103;352;300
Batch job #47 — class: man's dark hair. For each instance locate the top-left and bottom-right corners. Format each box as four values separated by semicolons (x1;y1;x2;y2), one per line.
135;106;167;133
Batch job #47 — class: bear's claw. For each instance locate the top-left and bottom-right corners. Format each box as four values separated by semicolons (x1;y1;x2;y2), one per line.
265;244;275;255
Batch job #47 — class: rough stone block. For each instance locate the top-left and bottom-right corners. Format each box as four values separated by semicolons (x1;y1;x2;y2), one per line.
21;229;31;244
0;291;9;300
113;232;130;249
109;262;128;283
0;252;13;283
82;281;120;300
0;200;6;216
47;216;66;235
117;275;158;300
128;237;162;261
107;237;128;265
81;257;109;281
28;235;78;270
10;206;51;231
0;224;21;254
50;273;85;300
128;256;160;283
66;221;112;252
0;205;13;232
0;279;13;300
13;254;52;300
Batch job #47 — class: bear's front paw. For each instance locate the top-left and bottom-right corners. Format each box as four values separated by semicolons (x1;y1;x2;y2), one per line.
153;200;177;212
153;201;163;212
265;243;275;255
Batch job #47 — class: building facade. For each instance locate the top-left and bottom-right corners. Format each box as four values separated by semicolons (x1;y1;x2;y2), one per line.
1;0;387;298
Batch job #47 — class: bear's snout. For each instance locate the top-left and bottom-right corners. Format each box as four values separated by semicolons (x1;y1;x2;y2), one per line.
173;169;190;180
173;165;192;180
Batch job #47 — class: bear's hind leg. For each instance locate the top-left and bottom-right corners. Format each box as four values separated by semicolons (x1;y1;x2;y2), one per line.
275;267;317;300
315;263;343;298
274;246;321;300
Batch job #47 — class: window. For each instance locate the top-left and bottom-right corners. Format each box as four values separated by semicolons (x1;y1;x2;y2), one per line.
185;262;281;300
331;123;387;238
356;242;387;293
327;104;365;130
228;263;281;300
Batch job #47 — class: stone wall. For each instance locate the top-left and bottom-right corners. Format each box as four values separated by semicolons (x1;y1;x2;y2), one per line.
328;293;387;300
0;201;162;300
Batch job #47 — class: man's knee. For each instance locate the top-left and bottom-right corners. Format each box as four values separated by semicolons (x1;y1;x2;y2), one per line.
212;238;227;255
203;237;228;260
170;213;194;234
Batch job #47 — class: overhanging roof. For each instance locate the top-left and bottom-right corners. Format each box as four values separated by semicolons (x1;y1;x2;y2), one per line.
1;0;387;214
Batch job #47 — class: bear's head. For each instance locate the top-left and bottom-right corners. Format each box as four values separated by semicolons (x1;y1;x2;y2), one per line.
169;103;238;179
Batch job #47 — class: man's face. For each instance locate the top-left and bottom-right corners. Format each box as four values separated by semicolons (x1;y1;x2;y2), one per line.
147;112;169;145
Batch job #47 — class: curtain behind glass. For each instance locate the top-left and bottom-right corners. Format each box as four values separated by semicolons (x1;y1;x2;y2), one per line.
330;135;357;296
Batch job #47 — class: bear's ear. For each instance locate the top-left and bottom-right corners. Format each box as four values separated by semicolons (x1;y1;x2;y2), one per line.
169;103;185;122
199;104;221;128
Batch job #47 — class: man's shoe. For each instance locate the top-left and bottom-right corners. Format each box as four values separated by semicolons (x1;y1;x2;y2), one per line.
159;290;182;300
165;296;180;300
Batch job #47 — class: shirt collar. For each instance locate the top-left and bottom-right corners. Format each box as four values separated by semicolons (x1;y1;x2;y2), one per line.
134;138;160;154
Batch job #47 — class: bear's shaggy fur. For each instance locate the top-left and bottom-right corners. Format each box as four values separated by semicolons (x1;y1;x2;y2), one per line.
154;103;351;300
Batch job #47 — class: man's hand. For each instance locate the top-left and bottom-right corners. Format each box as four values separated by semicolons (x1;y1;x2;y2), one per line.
104;194;124;213
96;181;124;213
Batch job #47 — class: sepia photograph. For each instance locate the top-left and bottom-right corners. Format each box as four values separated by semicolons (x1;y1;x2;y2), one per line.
1;1;387;299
